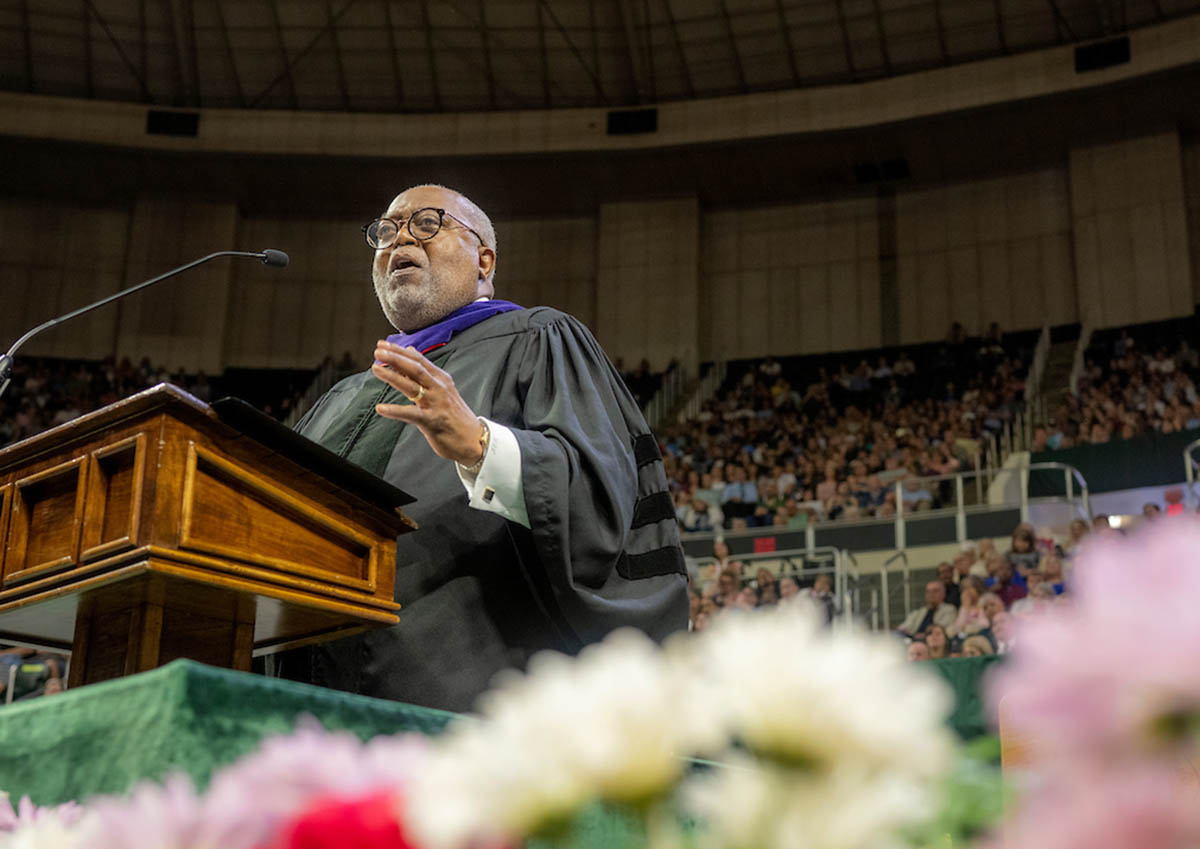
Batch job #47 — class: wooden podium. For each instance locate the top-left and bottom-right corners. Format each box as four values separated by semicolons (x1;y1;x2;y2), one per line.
0;384;415;688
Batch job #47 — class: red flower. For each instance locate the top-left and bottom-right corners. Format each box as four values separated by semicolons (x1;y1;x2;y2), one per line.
275;790;416;849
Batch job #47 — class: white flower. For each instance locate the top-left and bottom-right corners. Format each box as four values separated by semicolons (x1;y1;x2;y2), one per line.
407;629;717;849
675;604;955;778
685;754;938;849
0;809;94;849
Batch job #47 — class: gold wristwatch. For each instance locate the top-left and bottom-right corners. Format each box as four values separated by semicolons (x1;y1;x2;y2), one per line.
461;417;490;476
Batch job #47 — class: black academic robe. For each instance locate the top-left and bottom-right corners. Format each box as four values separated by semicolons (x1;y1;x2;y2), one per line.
282;306;689;712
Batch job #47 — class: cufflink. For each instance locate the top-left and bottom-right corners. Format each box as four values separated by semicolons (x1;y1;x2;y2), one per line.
483;487;495;503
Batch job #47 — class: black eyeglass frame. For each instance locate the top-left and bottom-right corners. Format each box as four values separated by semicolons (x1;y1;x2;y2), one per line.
361;208;485;249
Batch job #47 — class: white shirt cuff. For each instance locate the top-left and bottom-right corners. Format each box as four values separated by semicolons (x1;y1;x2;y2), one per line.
456;419;530;529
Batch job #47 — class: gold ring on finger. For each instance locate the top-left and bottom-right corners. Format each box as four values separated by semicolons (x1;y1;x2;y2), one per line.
413;384;426;402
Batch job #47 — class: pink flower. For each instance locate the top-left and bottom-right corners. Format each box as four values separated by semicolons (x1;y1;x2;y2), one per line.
81;722;427;849
988;519;1200;759
989;764;1200;849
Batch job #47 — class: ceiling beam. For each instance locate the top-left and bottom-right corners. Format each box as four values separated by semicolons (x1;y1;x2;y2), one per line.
212;0;246;107
537;0;550;106
642;0;657;100
716;0;747;93
83;0;152;101
325;0;351;110
418;0;441;111
992;0;1009;53
82;0;93;98
661;0;694;98
831;0;857;79
1044;0;1076;42
165;0;196;105
538;0;609;104
931;0;949;65
187;0;201;106
870;0;894;75
477;0;496;108
139;0;147;91
772;0;801;87
440;0;566;107
253;0;364;108
20;0;33;92
264;0;298;107
381;0;406;111
615;0;649;103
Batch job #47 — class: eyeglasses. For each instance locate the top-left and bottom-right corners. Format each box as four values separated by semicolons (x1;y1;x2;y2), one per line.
362;208;485;250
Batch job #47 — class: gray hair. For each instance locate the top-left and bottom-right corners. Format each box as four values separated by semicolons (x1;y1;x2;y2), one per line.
406;183;498;283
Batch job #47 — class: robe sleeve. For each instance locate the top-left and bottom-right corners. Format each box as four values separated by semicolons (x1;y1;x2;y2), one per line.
506;311;688;644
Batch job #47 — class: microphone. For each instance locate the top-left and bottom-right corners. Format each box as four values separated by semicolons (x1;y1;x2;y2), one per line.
0;249;288;400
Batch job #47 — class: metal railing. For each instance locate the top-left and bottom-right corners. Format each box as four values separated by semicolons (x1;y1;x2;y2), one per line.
691;546;865;626
682;462;1091;556
1024;323;1051;403
644;362;687;430
1186;438;1200;511
1068;323;1094;397
878;551;910;632
675;361;727;423
283;358;340;429
890;461;1089;540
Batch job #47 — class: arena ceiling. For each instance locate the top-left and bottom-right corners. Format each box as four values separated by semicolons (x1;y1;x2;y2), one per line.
1;0;1198;114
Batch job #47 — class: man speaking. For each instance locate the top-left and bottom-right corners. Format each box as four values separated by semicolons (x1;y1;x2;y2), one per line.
282;185;688;711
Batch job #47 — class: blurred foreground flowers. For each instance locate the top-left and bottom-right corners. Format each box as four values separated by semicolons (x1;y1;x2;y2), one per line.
0;602;967;849
986;520;1200;849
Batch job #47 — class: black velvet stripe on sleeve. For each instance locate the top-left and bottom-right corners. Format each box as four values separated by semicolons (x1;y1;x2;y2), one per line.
632;433;661;468
631;490;676;529
617;544;688;580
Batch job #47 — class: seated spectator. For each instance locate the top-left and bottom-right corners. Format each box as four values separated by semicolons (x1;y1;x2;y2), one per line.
923;624;949;660
1142;502;1162;520
936;561;960;607
986;560;1028;607
951;581;990;637
900;476;933;511
1005;527;1041;578
907;640;931;662
1064;518;1090;557
1013;582;1057;615
734;586;759;611
1041;555;1067;594
990;611;1016;654
679;496;723;533
720;466;758;523
713;567;742;607
755;567;779;606
898;580;957;636
807;574;837;624
970;540;996;578
778;575;801;603
979;591;1005;622
962;635;995;657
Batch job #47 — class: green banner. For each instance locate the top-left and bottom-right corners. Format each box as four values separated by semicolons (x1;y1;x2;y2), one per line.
1029;426;1200;495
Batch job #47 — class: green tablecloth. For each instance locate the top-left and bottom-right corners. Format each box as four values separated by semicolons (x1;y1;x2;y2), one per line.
0;660;456;805
0;655;1002;807
931;654;1003;740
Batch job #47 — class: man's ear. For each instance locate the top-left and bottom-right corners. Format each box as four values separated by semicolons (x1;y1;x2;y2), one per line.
476;245;496;292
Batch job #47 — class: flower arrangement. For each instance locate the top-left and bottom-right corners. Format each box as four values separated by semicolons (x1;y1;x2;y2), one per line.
0;602;965;849
6;520;1199;849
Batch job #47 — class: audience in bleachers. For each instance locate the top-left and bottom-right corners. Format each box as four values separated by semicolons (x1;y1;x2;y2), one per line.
689;519;1084;662
1036;319;1200;452
664;327;1031;530
0;355;319;447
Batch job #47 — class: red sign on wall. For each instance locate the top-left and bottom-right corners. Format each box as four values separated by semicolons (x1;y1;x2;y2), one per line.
753;537;777;554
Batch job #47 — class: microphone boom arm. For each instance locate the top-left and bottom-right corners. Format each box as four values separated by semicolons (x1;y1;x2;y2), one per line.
0;250;283;400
